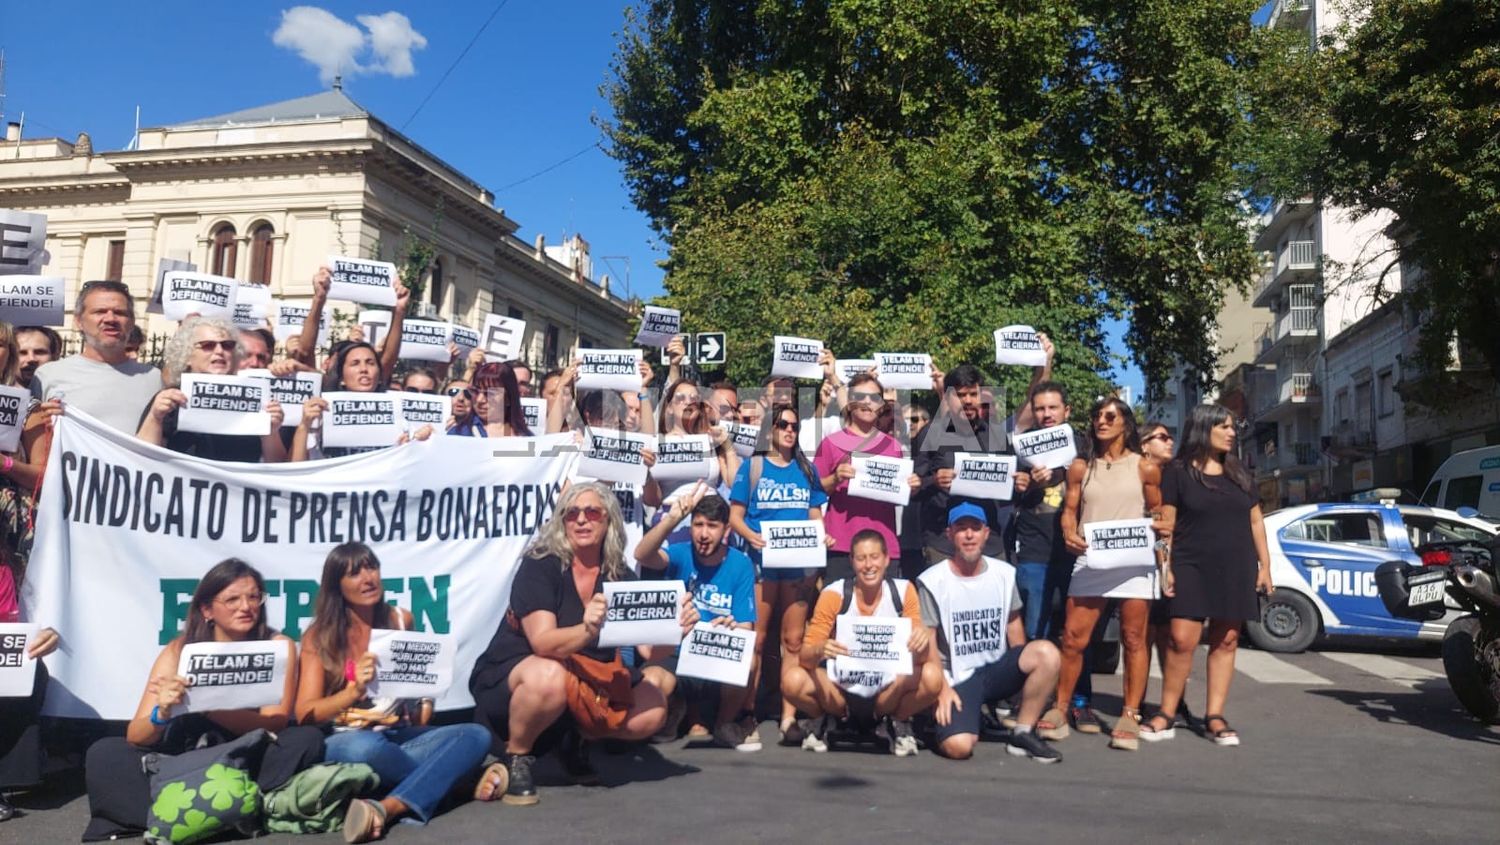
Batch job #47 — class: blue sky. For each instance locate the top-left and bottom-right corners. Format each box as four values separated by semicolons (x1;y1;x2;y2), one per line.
1;0;1146;397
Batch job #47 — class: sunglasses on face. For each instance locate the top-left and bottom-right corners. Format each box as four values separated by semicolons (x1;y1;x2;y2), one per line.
194;340;237;353
908;415;928;425
1093;410;1120;422
447;386;475;399
1143;433;1174;444
564;505;606;523
773;419;800;432
850;390;882;404
406;387;438;395
671;393;699;406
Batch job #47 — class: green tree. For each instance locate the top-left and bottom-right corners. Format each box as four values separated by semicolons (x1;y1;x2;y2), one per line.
602;0;1300;409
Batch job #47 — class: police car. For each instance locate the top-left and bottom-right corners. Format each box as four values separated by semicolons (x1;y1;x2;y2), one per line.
1246;497;1497;652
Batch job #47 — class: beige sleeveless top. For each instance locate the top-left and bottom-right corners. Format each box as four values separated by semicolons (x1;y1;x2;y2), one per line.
1079;452;1146;524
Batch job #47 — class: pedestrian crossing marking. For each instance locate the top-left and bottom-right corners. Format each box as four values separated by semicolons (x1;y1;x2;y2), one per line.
1318;651;1445;690
1230;649;1334;685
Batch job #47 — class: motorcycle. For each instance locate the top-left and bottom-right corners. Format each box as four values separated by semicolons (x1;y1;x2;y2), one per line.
1376;536;1500;723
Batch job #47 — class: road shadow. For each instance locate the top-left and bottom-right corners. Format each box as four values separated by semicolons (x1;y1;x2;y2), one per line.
586;743;700;786
1308;679;1500;745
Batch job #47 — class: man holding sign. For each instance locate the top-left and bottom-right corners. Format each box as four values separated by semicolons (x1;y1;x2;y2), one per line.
30;280;160;435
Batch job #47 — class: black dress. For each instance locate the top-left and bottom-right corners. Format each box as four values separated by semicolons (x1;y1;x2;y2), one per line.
1161;462;1259;621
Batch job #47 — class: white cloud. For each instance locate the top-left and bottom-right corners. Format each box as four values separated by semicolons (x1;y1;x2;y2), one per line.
272;6;428;85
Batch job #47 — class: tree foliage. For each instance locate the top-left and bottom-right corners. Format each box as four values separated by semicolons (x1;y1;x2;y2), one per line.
602;0;1300;407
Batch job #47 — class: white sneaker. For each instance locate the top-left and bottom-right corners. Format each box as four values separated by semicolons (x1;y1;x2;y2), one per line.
801;716;830;753
715;718;761;752
889;718;919;757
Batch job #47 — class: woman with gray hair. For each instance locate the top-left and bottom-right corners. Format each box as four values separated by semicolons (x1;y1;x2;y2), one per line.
136;316;287;462
468;482;697;806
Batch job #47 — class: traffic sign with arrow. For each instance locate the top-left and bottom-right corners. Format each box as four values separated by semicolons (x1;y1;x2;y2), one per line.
694;332;726;366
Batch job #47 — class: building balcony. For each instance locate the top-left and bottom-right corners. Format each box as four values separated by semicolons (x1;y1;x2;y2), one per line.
1253;306;1319;365
1255;372;1319;423
1269;0;1313;30
1259;441;1320;474
1253;240;1319;307
1325;421;1378;457
1252;197;1315;251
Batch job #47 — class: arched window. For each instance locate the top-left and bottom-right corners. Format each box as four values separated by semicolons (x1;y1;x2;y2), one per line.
248;223;274;284
428;259;445;312
211;224;237;278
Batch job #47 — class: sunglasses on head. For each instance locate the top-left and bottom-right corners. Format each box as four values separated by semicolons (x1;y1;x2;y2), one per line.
446;386;475;399
193;339;237;353
564;505;606;523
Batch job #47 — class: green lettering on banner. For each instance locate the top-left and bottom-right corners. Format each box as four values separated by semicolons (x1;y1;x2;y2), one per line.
410;575;451;633
159;579;199;645
282;580;319;640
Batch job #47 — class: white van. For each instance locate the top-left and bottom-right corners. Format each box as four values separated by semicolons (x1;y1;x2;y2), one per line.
1418;445;1500;520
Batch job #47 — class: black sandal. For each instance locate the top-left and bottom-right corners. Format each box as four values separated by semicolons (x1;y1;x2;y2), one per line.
1139;711;1176;743
1204;714;1239;747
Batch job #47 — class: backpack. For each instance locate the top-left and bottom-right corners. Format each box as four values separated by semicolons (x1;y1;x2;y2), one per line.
262;762;381;835
143;729;270;845
839;575;905;615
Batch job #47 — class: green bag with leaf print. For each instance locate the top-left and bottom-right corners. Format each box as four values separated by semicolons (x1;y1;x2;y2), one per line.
142;729;271;845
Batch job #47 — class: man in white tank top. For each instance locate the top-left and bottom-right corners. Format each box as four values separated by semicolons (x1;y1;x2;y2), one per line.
916;503;1063;763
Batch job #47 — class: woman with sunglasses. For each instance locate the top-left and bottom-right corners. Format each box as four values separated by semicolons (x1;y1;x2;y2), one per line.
1138;421;1196;729
814;372;921;584
83;559;324;839
297;543;497;841
136;316;288;462
470;484;696;806
656;378;738;499
444;379;481;435
729;402;832;744
1049;398;1164;751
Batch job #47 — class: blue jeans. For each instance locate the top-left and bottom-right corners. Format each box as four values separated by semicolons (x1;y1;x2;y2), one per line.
1015;560;1091;703
324;724;490;823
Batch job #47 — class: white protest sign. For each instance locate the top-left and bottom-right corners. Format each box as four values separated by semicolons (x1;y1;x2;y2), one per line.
836;359;877;385
520;397;546;433
357;310;392;350
1013;424;1078;469
322;392;402;449
163;271;238;321
0;385;31;452
327;255;397;306
449;323;480;355
232;283;273;330
950;452;1017;500
398;319;452;362
367;629;455;699
874;352;932;391
0;275;64;326
847;454;914;506
761;520;827;569
1083;518;1158;570
239;369;321;428
834;616;912;676
718;421;760;458
598;580;685;648
634;306;681;348
994;325;1047;367
397;393;451;432
480;314;526;362
0;209;47;275
770;336;824;380
675;623;756;687
177;374;271;436
176;640;288;712
272;303;330;345
650;434;716;487
0;624;40;697
575;349;643;392
151;258;196;315
577;427;653;486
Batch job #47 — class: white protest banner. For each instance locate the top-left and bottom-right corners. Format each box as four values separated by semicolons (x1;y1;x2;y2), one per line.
23;409;580;717
449;323;480;355
761;520;827;569
1013;424;1078;469
398;319;452;363
0;624;40;697
874;352;932;391
770;336;824;380
950;452;1017;500
239;369;321;428
480;314;526;362
322;392;403;449
163;271;237;321
232;283;273;330
847;454;914;506
327;255;397;306
0;275;64;326
633;306;681;348
273;302;330;345
577;427;652;486
520;397;546;433
176;640;289;713
367;629;455;699
151;258;196;315
398;393;451;432
1083;518;1158;570
718;421;759;459
836;359;876;385
650;434;715;487
0;209;47;275
994;325;1047;367
675;623;755;687
0;385;31;452
576;349;643;392
178;374;271;436
598;580;685;648
834;616;912;675
357;309;392;351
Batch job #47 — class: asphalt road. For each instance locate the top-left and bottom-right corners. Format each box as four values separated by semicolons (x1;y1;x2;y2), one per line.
6;642;1497;844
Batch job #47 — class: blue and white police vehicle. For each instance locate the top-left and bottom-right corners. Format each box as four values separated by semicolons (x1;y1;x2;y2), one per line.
1246;495;1498;653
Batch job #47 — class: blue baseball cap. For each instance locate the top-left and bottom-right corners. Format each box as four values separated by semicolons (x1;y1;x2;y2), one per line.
948;502;987;526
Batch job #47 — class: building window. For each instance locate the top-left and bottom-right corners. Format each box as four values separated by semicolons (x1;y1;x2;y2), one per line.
1354;379;1373;435
105;240;125;281
1377;368;1396;417
429;259;445;313
211;224;237;278
1334;388;1350;427
248;224;274;284
507;306;524;320
544;323;560;366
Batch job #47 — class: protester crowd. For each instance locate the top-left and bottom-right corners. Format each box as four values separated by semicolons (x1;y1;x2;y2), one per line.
0;269;1275;841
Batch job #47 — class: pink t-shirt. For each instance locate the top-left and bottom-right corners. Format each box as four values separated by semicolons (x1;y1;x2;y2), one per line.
813;427;904;553
0;565;17;620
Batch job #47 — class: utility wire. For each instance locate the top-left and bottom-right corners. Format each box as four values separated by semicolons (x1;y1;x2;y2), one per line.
401;0;510;130
495;142;601;192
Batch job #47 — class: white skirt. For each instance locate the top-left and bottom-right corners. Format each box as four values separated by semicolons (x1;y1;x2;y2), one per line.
1068;557;1159;600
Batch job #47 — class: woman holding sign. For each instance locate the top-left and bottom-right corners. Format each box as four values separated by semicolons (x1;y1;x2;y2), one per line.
290;341;433;461
464;362;533;437
83;559;323;839
1052;398;1164;751
656;378;738;499
296;543;496;842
